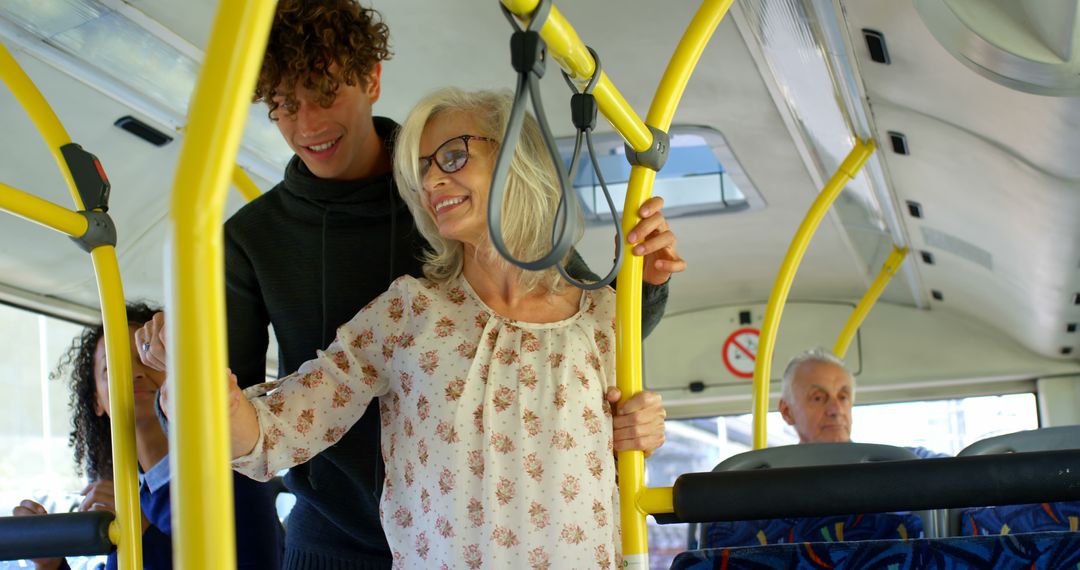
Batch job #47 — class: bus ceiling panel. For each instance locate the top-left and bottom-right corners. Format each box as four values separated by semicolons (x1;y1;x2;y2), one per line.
875;103;1080;360
644;300;862;390
913;0;1080;97
646;300;1080;413
730;0;924;307
0;225;89;292
577;201;872;317
378;0;758;141
385;0;879;317
58;0;796;179
843;0;1080;182
122;0;216;55
0;48;193;309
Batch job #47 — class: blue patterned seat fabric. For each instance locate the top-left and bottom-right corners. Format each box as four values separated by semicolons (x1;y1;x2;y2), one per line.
671;531;1080;569
702;512;924;548
960;502;1080;536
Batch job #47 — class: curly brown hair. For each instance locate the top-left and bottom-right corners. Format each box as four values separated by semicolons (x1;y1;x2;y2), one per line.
52;302;160;481
254;0;392;120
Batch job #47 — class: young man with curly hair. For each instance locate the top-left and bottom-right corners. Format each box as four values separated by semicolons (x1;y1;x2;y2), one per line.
206;1;684;568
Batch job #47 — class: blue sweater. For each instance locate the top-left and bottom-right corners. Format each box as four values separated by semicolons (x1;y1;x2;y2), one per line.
100;457;283;569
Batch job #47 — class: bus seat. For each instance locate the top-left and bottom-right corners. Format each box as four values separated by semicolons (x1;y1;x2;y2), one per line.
703;512;923;548
951;425;1080;536
698;442;936;548
670;532;1080;570
959;425;1080;456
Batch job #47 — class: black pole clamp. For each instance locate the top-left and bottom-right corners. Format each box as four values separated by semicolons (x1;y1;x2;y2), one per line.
70;210;117;253
564;46;602;133
60;143;110;212
624;125;670;172
504;0;552;78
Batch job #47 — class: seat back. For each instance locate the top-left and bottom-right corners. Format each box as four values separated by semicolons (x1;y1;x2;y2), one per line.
951;425;1080;536
959;425;1080;456
714;442;920;470
698;442;935;547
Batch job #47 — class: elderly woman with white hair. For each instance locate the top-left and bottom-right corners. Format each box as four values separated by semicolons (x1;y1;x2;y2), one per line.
217;87;683;568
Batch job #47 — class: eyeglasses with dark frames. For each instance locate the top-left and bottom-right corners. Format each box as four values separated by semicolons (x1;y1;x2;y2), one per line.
417;135;498;181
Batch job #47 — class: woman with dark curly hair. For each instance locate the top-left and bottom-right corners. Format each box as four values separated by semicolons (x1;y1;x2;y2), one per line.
12;303;283;569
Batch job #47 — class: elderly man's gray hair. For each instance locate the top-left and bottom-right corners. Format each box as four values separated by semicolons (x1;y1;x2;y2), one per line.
780;347;853;403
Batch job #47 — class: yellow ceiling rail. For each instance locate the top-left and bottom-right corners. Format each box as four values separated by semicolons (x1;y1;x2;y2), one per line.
0;42;141;569
0;42;83;210
0;182;89;237
751;139;876;450
833;245;908;359
500;0;652;152
164;0;276;567
647;0;734;131
232;166;262;203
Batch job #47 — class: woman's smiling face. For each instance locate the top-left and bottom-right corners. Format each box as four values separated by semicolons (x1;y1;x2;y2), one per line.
417;111;498;249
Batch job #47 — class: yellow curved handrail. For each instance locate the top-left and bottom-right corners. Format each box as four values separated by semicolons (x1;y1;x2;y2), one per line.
751;140;876;449
0;43;82;210
833;245;907;359
0;41;141;569
232;166;262;203
618;1;733;565
164;0;276;567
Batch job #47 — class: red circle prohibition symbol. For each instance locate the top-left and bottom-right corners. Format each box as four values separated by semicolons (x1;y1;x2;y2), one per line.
722;327;760;379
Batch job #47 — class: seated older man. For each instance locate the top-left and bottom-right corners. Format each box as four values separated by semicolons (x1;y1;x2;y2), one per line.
778;348;946;458
701;348;945;549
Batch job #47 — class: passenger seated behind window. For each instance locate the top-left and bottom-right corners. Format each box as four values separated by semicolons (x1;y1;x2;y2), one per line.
702;348;943;548
11;302;283;570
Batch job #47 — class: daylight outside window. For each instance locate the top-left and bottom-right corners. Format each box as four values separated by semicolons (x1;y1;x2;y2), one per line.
558;126;764;223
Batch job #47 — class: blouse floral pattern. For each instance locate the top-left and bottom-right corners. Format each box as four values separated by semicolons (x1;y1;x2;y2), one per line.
234;275;621;569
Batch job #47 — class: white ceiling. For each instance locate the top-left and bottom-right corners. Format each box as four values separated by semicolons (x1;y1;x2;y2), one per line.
0;0;1077;363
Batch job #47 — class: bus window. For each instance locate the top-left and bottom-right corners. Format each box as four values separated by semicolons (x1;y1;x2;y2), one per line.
851;394;1039;456
0;303;87;511
0;303;109;569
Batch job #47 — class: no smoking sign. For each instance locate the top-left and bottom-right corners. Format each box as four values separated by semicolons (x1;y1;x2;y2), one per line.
722;327;759;379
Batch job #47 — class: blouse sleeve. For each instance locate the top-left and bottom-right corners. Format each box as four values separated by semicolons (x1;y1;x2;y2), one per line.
232;278;413;480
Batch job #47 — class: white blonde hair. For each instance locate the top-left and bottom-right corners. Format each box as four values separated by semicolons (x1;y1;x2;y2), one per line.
393;87;581;293
780;347;855;403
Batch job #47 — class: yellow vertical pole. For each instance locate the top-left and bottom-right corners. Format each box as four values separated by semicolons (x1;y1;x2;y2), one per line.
0;41;142;569
751;140;876;449
91;248;141;569
616;1;733;567
615;163;650;569
833;246;907;359
164;0;275;568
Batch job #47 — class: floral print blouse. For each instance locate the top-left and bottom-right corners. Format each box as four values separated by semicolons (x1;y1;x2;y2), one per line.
234;275;621;569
